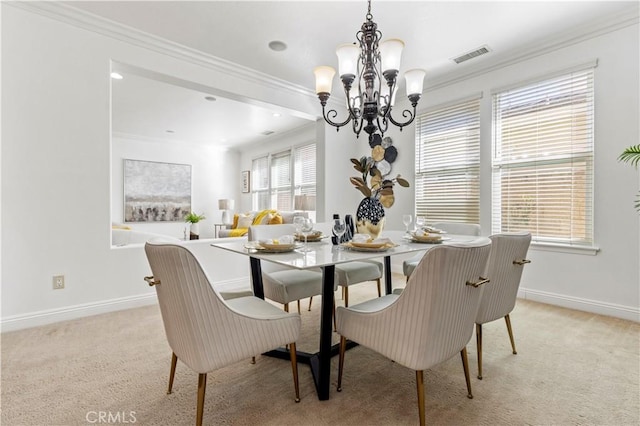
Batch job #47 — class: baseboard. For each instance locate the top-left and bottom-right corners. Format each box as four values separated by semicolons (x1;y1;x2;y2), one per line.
518;287;640;322
1;278;251;332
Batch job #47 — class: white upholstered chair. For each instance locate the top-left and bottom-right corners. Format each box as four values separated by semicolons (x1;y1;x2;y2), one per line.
144;241;301;426
403;222;482;281
248;224;328;313
336;238;492;426
307;222;383;313
475;232;531;379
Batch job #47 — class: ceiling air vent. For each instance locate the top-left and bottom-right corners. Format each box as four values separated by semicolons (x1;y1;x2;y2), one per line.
452;45;491;64
261;130;275;136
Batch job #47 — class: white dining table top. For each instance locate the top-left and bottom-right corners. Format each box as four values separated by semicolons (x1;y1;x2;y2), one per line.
210;230;479;269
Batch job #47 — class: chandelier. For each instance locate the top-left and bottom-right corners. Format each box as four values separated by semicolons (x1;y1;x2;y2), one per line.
314;0;425;141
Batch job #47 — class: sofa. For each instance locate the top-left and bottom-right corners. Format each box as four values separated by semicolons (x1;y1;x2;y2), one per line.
218;210;308;238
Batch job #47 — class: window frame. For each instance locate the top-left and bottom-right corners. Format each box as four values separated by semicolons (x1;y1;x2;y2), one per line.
251;142;316;213
491;64;597;252
414;94;482;225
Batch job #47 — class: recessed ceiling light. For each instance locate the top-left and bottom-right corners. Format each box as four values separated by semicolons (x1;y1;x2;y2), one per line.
268;40;287;52
273;113;281;117
166;130;175;133
204;96;217;102
110;72;123;80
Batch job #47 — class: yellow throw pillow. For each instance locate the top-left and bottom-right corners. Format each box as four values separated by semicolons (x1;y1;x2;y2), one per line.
267;212;283;224
253;209;277;225
231;214;239;229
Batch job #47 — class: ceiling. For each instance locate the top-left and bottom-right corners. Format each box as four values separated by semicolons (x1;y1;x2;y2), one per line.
63;1;637;148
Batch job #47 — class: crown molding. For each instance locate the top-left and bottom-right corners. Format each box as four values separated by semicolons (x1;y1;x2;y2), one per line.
9;1;637;109
7;1;318;102
426;5;639;92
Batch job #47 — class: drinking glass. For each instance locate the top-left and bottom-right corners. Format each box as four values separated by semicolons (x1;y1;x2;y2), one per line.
415;216;426;231
293;215;305;240
333;218;346;249
299;218;314;252
402;214;412;234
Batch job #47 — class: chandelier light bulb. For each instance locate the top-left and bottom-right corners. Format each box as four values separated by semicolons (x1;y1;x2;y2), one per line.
379;39;405;73
404;69;426;96
336;43;360;78
314;66;336;95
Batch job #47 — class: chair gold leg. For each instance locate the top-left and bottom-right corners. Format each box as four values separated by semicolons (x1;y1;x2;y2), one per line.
297;300;301;314
308;297;313;311
196;373;207;426
341;286;345;300
344;287;349;308
284;303;289;313
376;278;381;297
251;356;256;364
416;370;425;426
167;352;178;394
337;336;347;392
505;314;517;354
476;323;483;380
333;296;337;332
289;342;301;402
460;347;473;399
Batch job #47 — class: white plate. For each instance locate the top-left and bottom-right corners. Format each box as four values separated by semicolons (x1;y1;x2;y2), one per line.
350;241;387;249
259;243;296;250
342;242;395;252
294;233;324;242
245;243;300;253
406;235;451;244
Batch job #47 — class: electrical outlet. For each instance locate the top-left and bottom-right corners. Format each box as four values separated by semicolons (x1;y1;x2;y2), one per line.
53;275;65;290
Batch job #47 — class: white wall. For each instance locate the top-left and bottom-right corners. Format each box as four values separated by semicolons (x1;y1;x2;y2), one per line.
2;3;638;332
0;3;320;330
112;136;239;240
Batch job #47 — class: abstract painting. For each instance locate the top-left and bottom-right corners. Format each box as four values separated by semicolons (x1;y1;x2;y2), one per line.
123;159;191;222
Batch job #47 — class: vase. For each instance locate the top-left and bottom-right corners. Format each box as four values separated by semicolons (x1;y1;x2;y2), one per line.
356;197;385;239
189;223;199;240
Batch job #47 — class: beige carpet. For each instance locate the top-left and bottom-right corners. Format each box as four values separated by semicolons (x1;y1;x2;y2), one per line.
2;277;639;426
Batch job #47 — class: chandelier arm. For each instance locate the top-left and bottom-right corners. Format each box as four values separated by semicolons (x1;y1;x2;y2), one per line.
352;114;364;137
386;106;417;130
321;106;353;129
376;114;389;137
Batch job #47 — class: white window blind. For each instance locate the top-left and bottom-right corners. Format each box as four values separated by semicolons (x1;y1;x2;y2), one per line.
492;68;594;246
271;151;292;211
294;143;316;198
251;143;316;212
415;97;481;223
252;156;270;210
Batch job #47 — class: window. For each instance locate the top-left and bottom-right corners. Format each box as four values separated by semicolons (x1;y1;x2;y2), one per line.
492;67;594;247
251;143;316;212
414;96;481;223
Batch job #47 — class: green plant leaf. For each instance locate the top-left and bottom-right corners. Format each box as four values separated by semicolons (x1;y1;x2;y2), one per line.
619;145;640;168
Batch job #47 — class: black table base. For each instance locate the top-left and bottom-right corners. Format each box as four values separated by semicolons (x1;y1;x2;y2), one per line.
252;256;391;400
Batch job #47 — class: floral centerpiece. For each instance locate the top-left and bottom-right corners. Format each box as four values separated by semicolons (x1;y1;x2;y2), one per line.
349;155;409;238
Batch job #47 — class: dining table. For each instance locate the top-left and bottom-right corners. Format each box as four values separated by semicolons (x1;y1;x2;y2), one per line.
211;229;479;400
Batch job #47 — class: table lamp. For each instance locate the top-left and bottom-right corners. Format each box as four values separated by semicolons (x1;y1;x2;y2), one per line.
218;199;235;225
294;194;316;212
